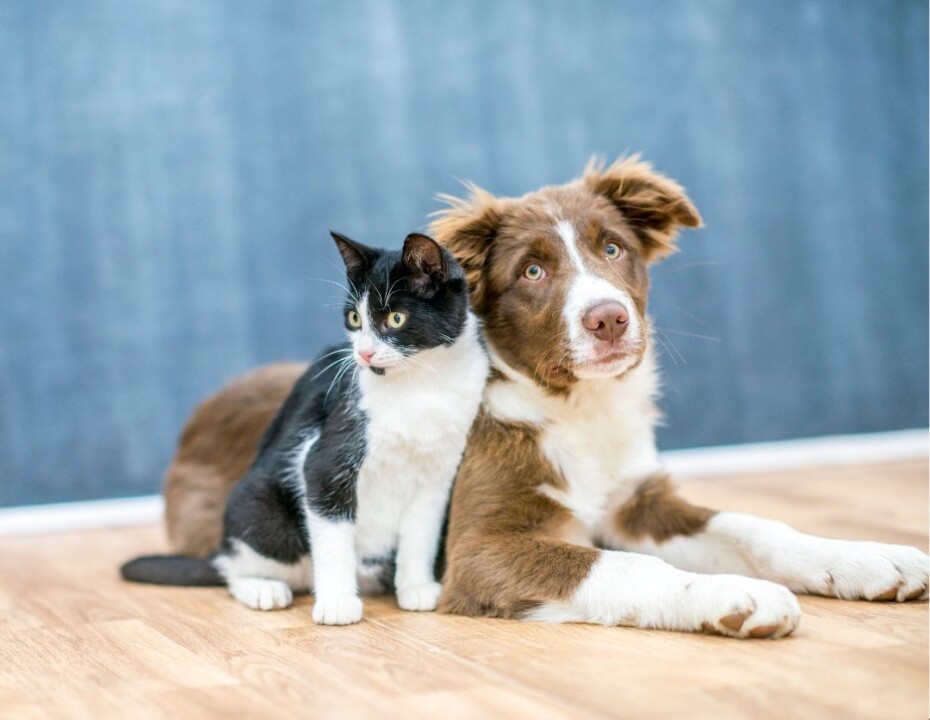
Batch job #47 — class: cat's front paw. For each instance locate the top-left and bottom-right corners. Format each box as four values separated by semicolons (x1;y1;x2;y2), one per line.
396;581;442;612
312;595;363;625
818;543;928;602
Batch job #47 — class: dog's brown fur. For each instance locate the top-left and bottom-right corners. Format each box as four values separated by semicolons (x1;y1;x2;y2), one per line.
438;409;600;618
430;156;704;614
613;474;715;543
164;362;306;556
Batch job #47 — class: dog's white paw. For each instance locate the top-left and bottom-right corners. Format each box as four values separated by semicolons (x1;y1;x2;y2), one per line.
228;578;294;611
685;575;801;639
312;595;363;625
816;542;929;602
396;582;442;612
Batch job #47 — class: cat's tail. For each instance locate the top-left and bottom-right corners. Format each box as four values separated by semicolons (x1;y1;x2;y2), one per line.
120;554;224;586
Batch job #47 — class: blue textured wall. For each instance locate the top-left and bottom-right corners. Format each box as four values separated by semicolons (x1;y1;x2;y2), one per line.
1;1;926;507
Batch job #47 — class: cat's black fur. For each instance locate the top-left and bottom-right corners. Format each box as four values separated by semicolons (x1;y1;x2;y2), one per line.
121;232;478;595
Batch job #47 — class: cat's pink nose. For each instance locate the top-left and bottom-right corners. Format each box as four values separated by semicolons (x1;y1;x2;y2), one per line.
357;350;375;364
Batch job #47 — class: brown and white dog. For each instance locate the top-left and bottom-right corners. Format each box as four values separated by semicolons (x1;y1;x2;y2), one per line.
427;156;928;638
163;157;928;638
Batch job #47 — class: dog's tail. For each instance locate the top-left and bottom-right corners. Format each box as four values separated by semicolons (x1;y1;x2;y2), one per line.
120;554;224;586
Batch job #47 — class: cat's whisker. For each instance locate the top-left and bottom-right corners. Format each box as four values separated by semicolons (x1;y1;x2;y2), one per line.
403;353;441;380
315;347;354;362
323;356;357;405
344;273;362;304
370;281;386;308
383;276;405;307
313;354;356;382
311;277;356;301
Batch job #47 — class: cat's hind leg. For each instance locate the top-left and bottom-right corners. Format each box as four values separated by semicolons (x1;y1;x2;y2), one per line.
219;462;314;611
229;577;294;611
216;539;313;612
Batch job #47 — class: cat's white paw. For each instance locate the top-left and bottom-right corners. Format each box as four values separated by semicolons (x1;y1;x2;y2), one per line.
396;581;442;612
685;575;801;639
816;543;929;602
228;578;294;611
312;595;364;625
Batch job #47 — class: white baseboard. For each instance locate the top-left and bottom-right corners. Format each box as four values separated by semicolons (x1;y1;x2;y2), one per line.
0;495;165;537
663;428;928;478
0;428;926;537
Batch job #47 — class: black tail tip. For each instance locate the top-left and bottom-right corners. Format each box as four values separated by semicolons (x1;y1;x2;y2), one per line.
119;554;223;587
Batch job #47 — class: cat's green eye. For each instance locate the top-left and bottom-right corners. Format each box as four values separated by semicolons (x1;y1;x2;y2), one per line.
347;309;362;328
605;242;624;260
387;311;407;329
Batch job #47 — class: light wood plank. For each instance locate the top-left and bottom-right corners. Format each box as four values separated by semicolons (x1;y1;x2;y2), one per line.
0;461;925;719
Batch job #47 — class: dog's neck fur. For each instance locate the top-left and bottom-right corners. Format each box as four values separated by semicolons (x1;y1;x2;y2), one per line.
484;337;664;522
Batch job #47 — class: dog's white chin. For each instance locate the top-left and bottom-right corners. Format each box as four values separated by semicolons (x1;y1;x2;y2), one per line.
572;353;640;380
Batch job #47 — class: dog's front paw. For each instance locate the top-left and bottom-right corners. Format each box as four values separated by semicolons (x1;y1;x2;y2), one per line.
686;575;801;639
396;582;442;612
819;543;929;602
312;595;363;625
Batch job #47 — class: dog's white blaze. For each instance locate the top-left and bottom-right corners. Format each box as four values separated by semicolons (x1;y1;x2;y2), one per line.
556;220;586;271
553;221;643;372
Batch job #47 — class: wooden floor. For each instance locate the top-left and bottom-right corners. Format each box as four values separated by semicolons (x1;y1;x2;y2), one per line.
0;461;927;720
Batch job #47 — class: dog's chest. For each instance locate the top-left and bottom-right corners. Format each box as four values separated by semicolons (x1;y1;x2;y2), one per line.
540;402;659;534
486;360;663;539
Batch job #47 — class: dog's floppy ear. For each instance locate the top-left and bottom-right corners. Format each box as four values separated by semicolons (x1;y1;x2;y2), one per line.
584;156;702;263
429;183;508;313
330;231;378;275
402;232;447;296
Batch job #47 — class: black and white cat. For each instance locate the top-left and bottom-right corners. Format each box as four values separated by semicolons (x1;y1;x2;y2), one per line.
121;232;489;625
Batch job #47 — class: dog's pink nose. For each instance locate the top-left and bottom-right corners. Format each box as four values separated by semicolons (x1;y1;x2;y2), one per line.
358;350;375;364
582;302;629;344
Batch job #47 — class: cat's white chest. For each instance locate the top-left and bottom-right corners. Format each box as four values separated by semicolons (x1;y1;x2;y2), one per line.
353;331;489;559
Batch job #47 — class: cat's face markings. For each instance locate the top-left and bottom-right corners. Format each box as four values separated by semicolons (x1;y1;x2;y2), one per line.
331;230;471;375
346;292;407;374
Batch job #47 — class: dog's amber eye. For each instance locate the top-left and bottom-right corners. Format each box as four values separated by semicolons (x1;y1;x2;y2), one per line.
523;263;546;281
605;242;624;260
347;309;362;328
387;311;407;329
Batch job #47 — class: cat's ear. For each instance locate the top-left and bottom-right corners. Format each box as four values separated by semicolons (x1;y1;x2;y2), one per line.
331;231;378;275
402;233;447;295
